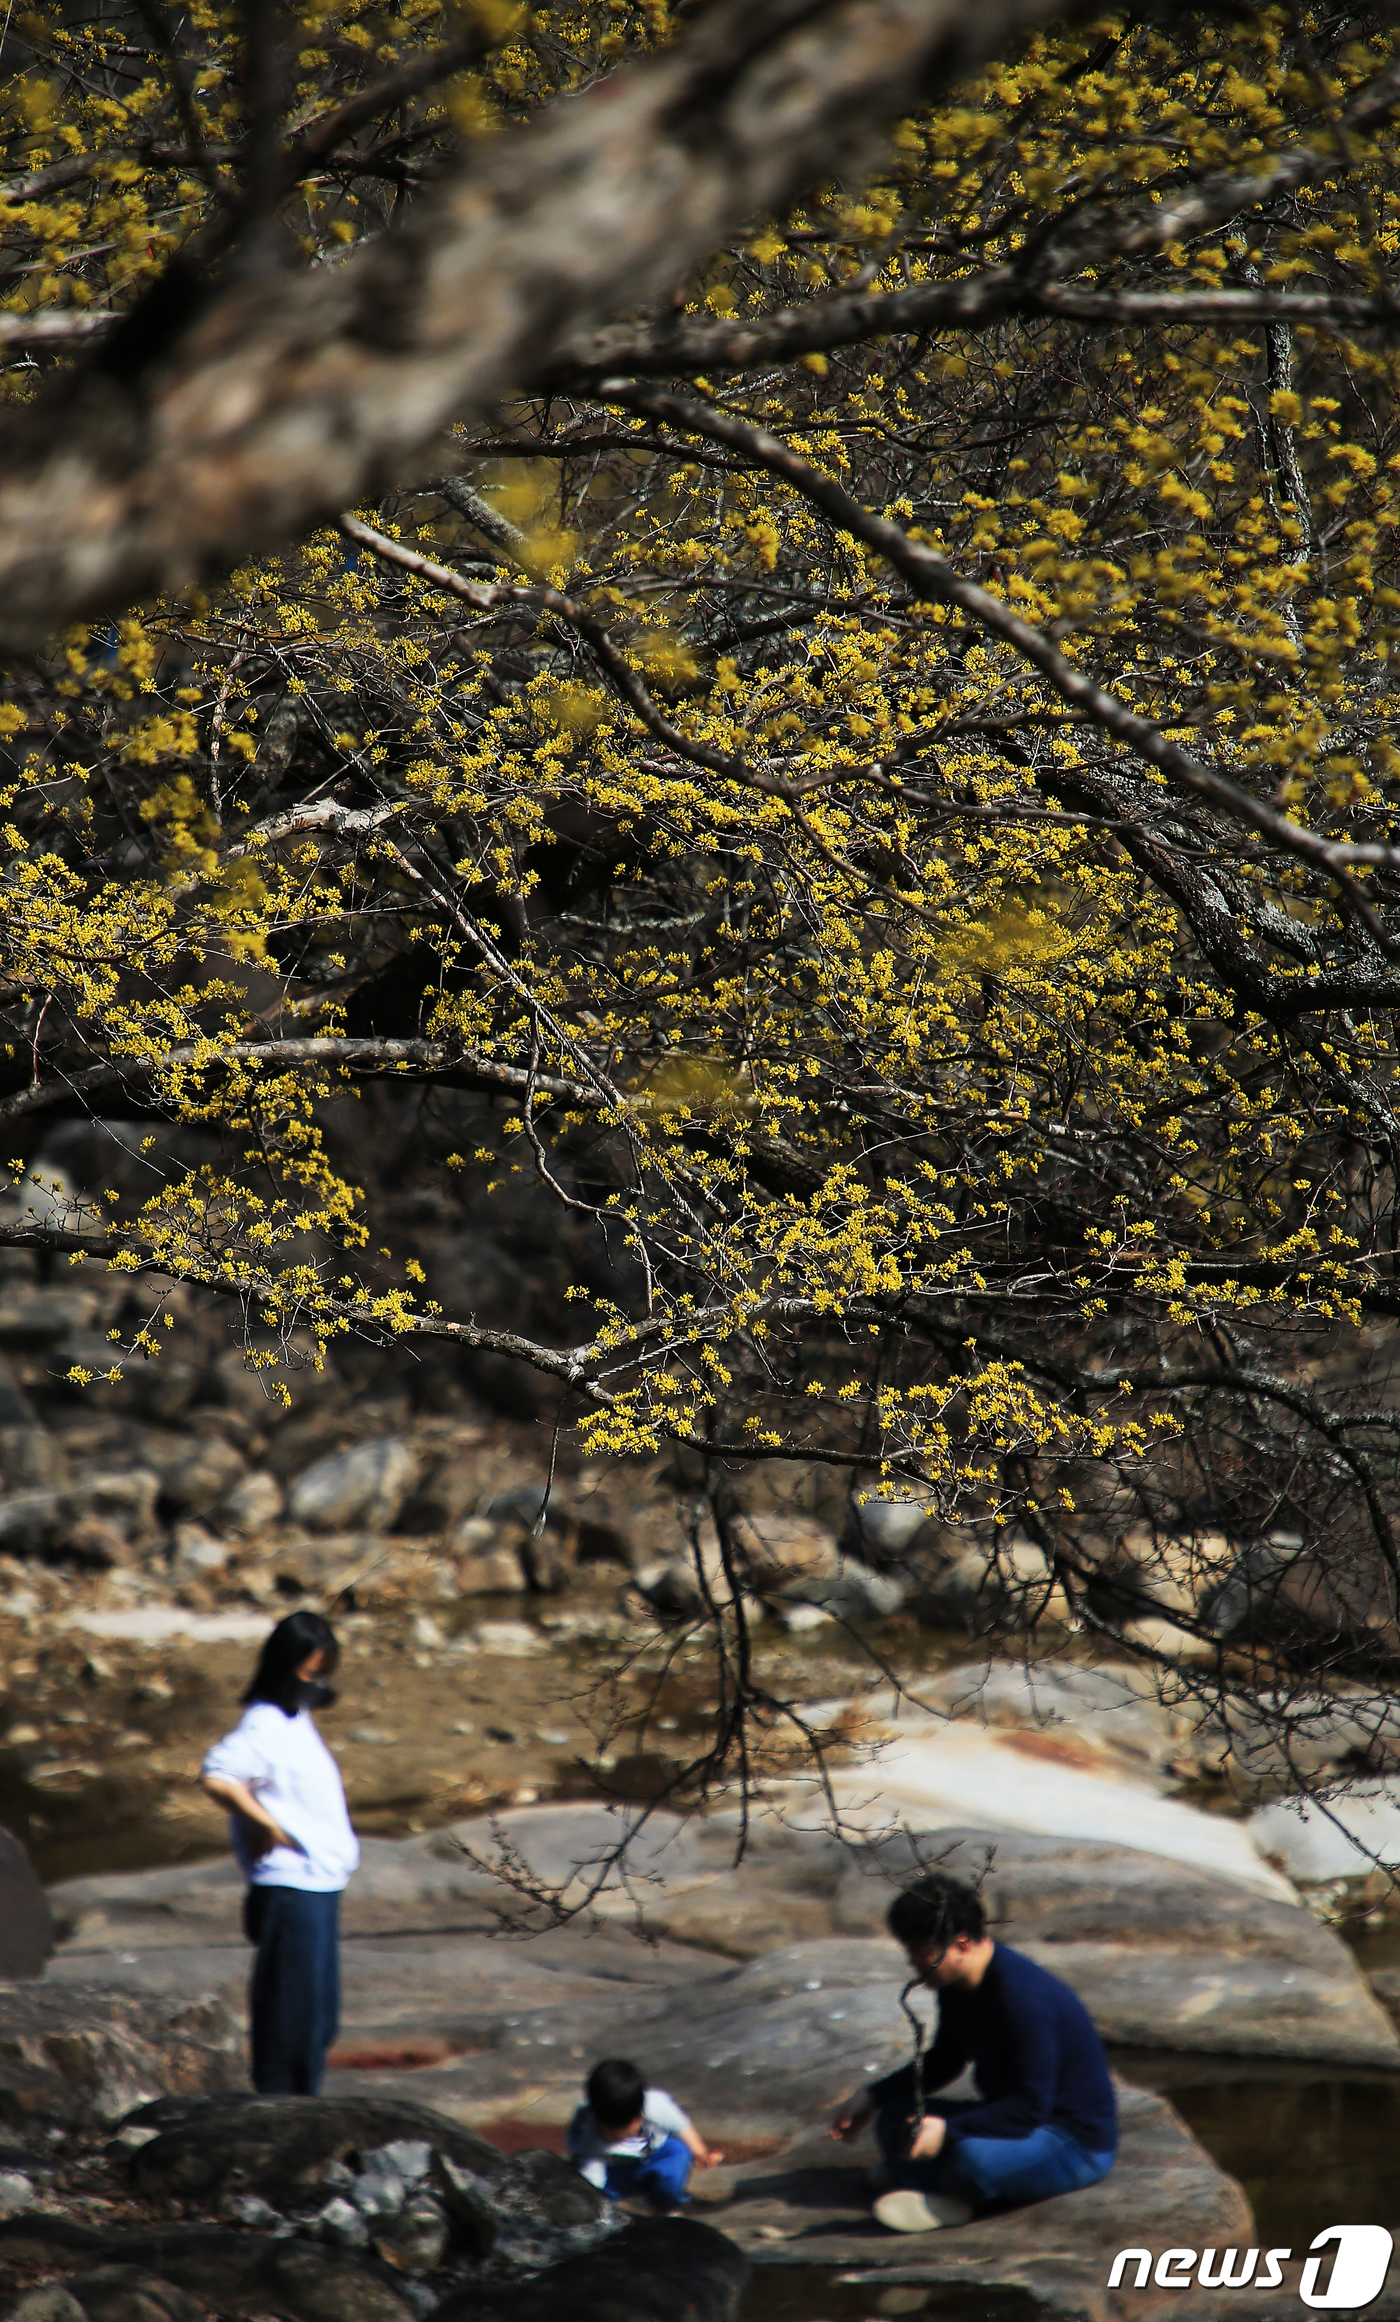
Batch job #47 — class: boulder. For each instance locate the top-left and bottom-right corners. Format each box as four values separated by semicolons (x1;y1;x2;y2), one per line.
220;1470;284;1536
452;1538;527;1593
0;1988;240;2132
483;1489;578;1595
782;1562;905;1621
831;1827;1400;2065
1207;1531;1400;1669
0;2219;417;2322
0;1825;52;1979
800;1708;1298;1895
710;2082;1248;2322
125;2093;503;2203
0;2170;34;2216
914;1655;1203;1780
0;1426;66;1492
288;1441;419;1534
733;1511;839;1582
0;1288;100;1348
431;2145;611;2272
1250;1781;1400;1879
153;1436;246;1519
0;1470;164;1562
170;1522;226;1576
55;2272;204;2322
631;1556;708;1619
0;2295;86;2322
433;2216;749;2322
843;1496;931;1566
397;1458;477;1536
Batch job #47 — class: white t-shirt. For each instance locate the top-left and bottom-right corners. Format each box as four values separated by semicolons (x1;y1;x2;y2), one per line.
568;2087;693;2188
203;1702;360;1893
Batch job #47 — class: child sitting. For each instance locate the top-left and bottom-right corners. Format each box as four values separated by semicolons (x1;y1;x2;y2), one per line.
568;2056;725;2205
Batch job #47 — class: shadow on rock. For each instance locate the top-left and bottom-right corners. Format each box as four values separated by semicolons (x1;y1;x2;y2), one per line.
434;2215;749;2322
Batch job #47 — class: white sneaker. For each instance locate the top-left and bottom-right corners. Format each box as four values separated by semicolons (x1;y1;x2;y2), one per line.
873;2189;974;2233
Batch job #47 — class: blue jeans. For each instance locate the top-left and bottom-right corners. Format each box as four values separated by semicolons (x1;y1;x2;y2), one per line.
244;1885;341;2096
603;2134;692;2205
876;2097;1114;2211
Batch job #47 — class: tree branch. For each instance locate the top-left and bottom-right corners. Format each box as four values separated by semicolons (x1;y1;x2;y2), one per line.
601;383;1400;925
0;0;1098;648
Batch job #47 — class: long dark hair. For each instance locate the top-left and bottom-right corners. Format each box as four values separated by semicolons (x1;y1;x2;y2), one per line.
242;1611;340;1715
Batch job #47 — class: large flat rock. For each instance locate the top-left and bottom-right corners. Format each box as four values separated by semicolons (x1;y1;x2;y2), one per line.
790;1713;1297;1896
706;2080;1252;2322
832;1828;1399;2066
46;1803;1395;2076
1250;1780;1400;1880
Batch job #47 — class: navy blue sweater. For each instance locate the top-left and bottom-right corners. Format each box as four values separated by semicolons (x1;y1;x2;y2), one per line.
870;1943;1117;2154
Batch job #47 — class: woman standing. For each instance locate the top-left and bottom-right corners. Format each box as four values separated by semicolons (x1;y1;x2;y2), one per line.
201;1610;359;2095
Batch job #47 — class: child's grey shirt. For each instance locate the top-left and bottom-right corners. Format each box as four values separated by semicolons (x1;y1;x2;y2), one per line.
567;2087;693;2187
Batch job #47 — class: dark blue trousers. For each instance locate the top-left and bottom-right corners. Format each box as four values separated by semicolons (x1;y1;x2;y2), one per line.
876;2098;1114;2211
244;1884;341;2095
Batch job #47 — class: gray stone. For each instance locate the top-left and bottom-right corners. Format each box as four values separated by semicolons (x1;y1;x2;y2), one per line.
170;1522;226;1575
350;2167;406;2220
631;1556;705;1619
0;1824;52;1979
125;2093;502;2203
313;2197;369;2251
220;2191;280;2227
451;1537;527;1593
0;2293;87;2322
914;1654;1195;1776
843;1497;931;1564
0;1425;66;1492
784;1562;905;1620
288;1440;418;1534
0;1986;239;2132
220;1469;284;1535
0;1288;99;1348
431;2151;498;2259
370;2140;432;2185
371;2198;449;2273
152;1435;246;1518
912;1540;1019;1632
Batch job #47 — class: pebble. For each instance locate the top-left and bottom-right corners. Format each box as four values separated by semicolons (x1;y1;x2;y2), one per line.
314;2194;370;2248
221;2190;280;2227
371;2140;433;2185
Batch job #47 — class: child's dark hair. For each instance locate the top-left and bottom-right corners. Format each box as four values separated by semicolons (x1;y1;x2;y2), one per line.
242;1611;339;1716
887;1871;985;1951
587;2058;646;2129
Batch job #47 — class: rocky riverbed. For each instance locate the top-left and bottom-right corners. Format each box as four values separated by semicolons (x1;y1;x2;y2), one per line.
1;1785;1398;2320
7;1243;1400;2316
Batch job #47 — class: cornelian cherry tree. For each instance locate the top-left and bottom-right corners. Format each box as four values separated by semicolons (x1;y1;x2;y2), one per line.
6;1;1400;1806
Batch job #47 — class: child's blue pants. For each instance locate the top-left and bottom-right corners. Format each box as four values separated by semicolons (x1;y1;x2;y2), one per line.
876;2098;1113;2209
603;2134;693;2204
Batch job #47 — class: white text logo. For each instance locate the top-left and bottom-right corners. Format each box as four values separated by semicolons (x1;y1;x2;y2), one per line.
1108;2228;1393;2307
